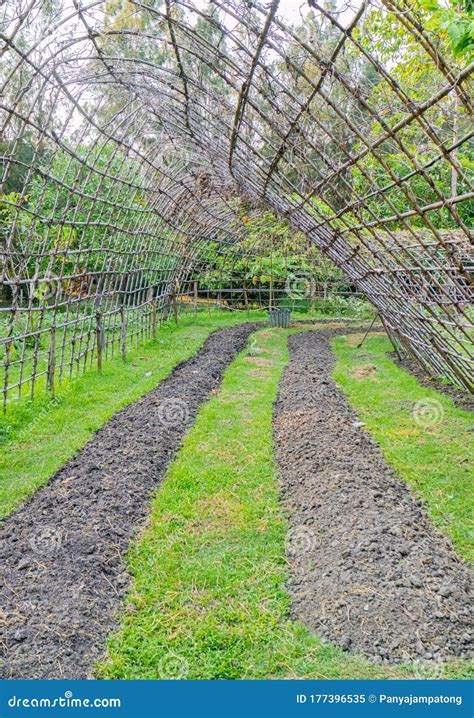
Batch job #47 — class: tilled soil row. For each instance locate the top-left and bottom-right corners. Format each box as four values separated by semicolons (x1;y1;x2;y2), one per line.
273;330;472;665
0;322;259;679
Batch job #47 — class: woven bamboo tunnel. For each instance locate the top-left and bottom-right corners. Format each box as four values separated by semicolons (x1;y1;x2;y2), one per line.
1;0;472;408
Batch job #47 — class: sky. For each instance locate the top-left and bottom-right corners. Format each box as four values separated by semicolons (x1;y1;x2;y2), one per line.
191;0;357;33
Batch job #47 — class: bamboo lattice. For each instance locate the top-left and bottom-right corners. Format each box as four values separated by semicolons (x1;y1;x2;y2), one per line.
1;0;473;408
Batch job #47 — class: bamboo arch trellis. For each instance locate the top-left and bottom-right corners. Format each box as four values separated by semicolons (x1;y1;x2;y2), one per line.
0;0;473;408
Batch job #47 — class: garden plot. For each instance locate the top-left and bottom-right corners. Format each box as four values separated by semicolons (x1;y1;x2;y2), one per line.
0;323;259;679
274;331;472;665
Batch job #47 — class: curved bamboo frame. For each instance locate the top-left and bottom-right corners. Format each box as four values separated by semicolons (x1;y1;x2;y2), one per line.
1;0;473;406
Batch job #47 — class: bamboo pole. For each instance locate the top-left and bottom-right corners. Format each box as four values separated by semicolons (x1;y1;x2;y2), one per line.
120;305;127;361
47;324;56;399
96;312;103;373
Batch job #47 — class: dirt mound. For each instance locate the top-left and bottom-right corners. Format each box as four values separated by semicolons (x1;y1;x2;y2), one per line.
273;330;472;665
0;323;259;679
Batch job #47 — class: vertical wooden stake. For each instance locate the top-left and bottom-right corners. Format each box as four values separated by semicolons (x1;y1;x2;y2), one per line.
172;289;178;325
310;280;316;314
451;93;459;198
96;311;103;373
47;324;56;399
243;284;249;316
151;298;157;339
193;280;198;318
380;316;403;361
120;305;127;361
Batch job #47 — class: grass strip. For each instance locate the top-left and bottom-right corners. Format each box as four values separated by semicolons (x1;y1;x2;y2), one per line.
97;327;470;680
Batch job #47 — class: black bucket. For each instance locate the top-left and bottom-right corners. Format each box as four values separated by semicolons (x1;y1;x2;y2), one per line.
268;309;291;328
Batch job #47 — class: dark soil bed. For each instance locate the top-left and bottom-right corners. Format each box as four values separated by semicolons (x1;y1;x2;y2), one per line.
0;323;259;679
389;352;474;412
273;330;473;665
